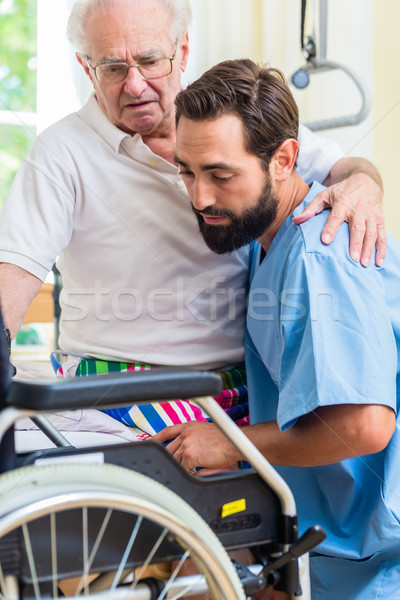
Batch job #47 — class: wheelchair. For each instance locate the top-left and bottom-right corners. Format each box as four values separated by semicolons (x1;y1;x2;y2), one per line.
0;322;325;599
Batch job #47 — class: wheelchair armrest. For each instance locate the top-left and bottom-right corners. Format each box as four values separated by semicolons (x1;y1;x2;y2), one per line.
6;368;222;411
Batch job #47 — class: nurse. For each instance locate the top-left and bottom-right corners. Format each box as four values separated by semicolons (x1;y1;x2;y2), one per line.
154;59;400;600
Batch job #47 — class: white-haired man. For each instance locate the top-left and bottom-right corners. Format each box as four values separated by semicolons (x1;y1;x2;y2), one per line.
0;1;385;429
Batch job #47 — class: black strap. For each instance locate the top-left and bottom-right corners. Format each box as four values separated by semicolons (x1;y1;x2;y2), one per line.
301;0;307;51
300;0;316;60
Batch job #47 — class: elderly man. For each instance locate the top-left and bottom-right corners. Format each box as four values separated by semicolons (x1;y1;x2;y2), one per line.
0;0;384;407
154;58;400;599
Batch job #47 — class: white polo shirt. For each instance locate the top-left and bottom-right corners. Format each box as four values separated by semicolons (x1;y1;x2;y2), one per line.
0;94;343;368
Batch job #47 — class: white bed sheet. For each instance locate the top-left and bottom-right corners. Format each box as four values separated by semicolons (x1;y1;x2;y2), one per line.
15;429;130;452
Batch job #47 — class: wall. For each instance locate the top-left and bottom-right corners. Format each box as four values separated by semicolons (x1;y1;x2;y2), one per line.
374;0;400;241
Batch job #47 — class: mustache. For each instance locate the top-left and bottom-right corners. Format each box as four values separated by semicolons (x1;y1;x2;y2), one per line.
191;205;235;219
121;93;159;105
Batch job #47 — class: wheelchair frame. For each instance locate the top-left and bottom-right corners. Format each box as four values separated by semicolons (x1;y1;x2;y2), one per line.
0;368;324;599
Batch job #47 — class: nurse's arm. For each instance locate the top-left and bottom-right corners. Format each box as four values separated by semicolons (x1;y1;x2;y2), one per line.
153;403;395;470
0;263;42;339
245;403;395;467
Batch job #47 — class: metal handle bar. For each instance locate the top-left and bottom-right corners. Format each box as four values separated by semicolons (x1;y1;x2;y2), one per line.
192;395;297;517
291;59;371;131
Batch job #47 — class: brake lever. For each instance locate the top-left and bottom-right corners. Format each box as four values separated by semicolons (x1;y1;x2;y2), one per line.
260;524;326;582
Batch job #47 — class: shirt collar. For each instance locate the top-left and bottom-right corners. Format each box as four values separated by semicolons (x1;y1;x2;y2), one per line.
78;93;138;154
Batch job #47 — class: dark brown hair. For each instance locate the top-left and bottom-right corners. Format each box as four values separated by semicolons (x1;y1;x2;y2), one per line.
175;59;299;171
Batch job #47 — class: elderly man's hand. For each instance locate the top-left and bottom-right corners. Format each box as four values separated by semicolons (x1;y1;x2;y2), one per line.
293;172;386;267
152;421;240;473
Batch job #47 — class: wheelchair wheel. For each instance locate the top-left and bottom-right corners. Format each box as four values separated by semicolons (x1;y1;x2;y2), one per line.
0;463;246;599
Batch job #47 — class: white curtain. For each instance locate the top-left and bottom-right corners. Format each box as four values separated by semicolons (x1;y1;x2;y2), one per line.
186;0;265;83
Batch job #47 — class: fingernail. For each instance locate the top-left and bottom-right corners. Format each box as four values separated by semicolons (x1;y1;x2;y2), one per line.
351;252;360;262
322;234;331;244
376;258;383;267
361;257;370;267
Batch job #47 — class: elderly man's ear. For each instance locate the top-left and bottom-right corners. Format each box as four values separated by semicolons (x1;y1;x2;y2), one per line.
178;32;190;73
270;139;299;182
76;53;92;81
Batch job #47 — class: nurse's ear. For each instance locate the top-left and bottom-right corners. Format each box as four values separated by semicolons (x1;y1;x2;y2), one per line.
270;139;299;182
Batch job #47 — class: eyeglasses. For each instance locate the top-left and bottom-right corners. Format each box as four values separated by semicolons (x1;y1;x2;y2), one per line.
87;45;177;83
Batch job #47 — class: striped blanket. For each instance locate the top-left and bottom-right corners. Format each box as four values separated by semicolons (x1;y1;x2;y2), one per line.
56;358;248;439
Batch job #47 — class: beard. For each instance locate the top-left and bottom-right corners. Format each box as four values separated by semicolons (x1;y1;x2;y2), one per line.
192;176;278;254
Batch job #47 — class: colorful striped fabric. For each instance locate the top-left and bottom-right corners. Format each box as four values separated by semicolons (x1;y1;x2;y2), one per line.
74;359;248;439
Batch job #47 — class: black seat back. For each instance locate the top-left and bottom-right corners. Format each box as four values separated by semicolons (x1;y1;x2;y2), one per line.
0;310;14;472
0;310;11;405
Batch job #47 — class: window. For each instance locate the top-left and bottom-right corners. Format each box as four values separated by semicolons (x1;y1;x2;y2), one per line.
0;0;37;208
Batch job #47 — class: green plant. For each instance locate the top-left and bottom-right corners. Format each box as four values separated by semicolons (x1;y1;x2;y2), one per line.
0;0;37;208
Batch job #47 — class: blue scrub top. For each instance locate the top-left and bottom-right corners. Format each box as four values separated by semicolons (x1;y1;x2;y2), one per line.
246;182;400;560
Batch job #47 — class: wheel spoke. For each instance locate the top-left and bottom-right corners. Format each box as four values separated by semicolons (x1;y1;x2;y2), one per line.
22;523;41;600
157;551;190;600
130;527;169;591
82;507;89;596
50;513;58;600
111;516;143;591
168;579;205;600
2;576;19;600
0;563;7;600
75;508;113;596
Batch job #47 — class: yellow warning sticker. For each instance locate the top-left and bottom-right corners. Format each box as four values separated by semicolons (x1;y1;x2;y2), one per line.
221;498;246;518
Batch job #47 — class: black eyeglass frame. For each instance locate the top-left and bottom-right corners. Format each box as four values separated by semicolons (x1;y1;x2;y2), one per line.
87;44;178;82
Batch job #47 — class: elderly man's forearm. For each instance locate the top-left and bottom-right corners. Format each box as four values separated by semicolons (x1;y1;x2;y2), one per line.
0;263;42;337
323;157;383;191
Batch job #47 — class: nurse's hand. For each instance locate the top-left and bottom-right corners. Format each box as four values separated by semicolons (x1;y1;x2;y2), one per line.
152;421;240;473
293;167;385;267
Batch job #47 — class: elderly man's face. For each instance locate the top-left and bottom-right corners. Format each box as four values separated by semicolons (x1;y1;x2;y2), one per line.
175;114;278;253
81;0;189;138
